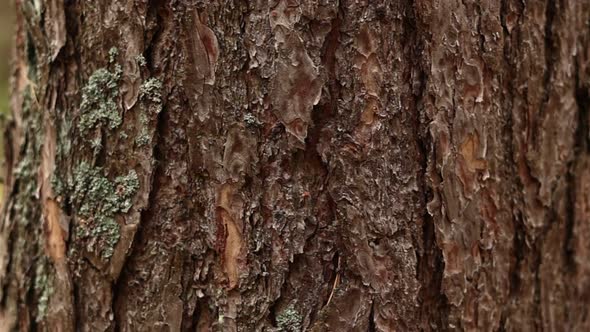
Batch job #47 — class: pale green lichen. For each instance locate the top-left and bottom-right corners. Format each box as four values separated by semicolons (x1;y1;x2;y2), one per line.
72;162;139;258
135;132;151;146
108;47;119;64
90;136;102;154
136;54;147;67
140;77;163;107
53;114;73;199
51;173;63;197
32;0;43;16
244;113;261;127
78;66;123;135
14;154;37;202
276;305;302;332
139;113;149;125
134;77;163;146
89;218;120;258
13;86;43;226
56;114;72;161
13;153;39;225
73;162;139;218
135;113;151;146
34;262;53;322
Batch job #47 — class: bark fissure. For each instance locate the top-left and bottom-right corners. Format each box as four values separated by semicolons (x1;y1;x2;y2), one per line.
500;0;526;315
368;299;376;332
574;60;590;154
110;0;169;325
564;61;590;272
112;94;167;330
537;0;558;143
408;0;450;329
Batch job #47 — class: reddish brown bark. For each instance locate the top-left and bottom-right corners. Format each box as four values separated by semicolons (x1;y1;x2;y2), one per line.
1;0;590;331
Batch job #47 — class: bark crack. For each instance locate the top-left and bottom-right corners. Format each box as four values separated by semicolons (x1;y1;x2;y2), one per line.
535;0;558;144
111;0;169;328
499;0;527;325
368;299;376;332
406;0;449;329
563;56;590;273
112;75;167;332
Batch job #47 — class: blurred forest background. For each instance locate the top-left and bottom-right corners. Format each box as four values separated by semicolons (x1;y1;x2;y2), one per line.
0;2;13;115
0;2;13;200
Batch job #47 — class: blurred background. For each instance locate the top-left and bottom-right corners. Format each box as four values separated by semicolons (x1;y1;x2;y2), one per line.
0;2;13;115
0;2;13;200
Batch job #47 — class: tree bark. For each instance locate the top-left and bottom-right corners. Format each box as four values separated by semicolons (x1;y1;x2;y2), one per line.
1;0;590;331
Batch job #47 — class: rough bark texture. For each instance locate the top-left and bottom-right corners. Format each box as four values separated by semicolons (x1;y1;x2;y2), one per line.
1;0;590;331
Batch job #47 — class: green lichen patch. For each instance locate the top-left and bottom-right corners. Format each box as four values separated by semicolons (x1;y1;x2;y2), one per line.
90;136;102;153
34;261;54;322
134;77;163;147
276;304;302;332
73;162;139;218
14;153;37;202
88;218;120;258
136;54;147;67
50;172;62;194
244;113;262;128
135;113;151;146
140;77;163;108
56;114;72;161
13;86;43;226
108;47;119;64
13;153;39;225
78;66;123;135
71;162;139;258
135;132;151;147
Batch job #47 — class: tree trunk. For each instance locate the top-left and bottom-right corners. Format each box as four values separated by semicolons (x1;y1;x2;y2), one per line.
1;0;590;331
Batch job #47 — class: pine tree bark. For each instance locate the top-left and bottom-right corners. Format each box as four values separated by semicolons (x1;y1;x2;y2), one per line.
1;0;590;331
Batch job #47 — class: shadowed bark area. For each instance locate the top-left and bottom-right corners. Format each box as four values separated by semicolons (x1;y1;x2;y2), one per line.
1;0;590;331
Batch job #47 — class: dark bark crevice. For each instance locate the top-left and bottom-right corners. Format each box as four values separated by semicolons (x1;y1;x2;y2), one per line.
320;250;340;310
563;59;590;273
475;1;486;53
406;0;449;329
508;211;526;305
0;214;15;308
532;246;543;331
368;299;376;332
536;0;558;144
111;1;170;328
112;91;168;330
266;254;301;329
500;0;527;317
573;58;590;155
183;295;204;332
